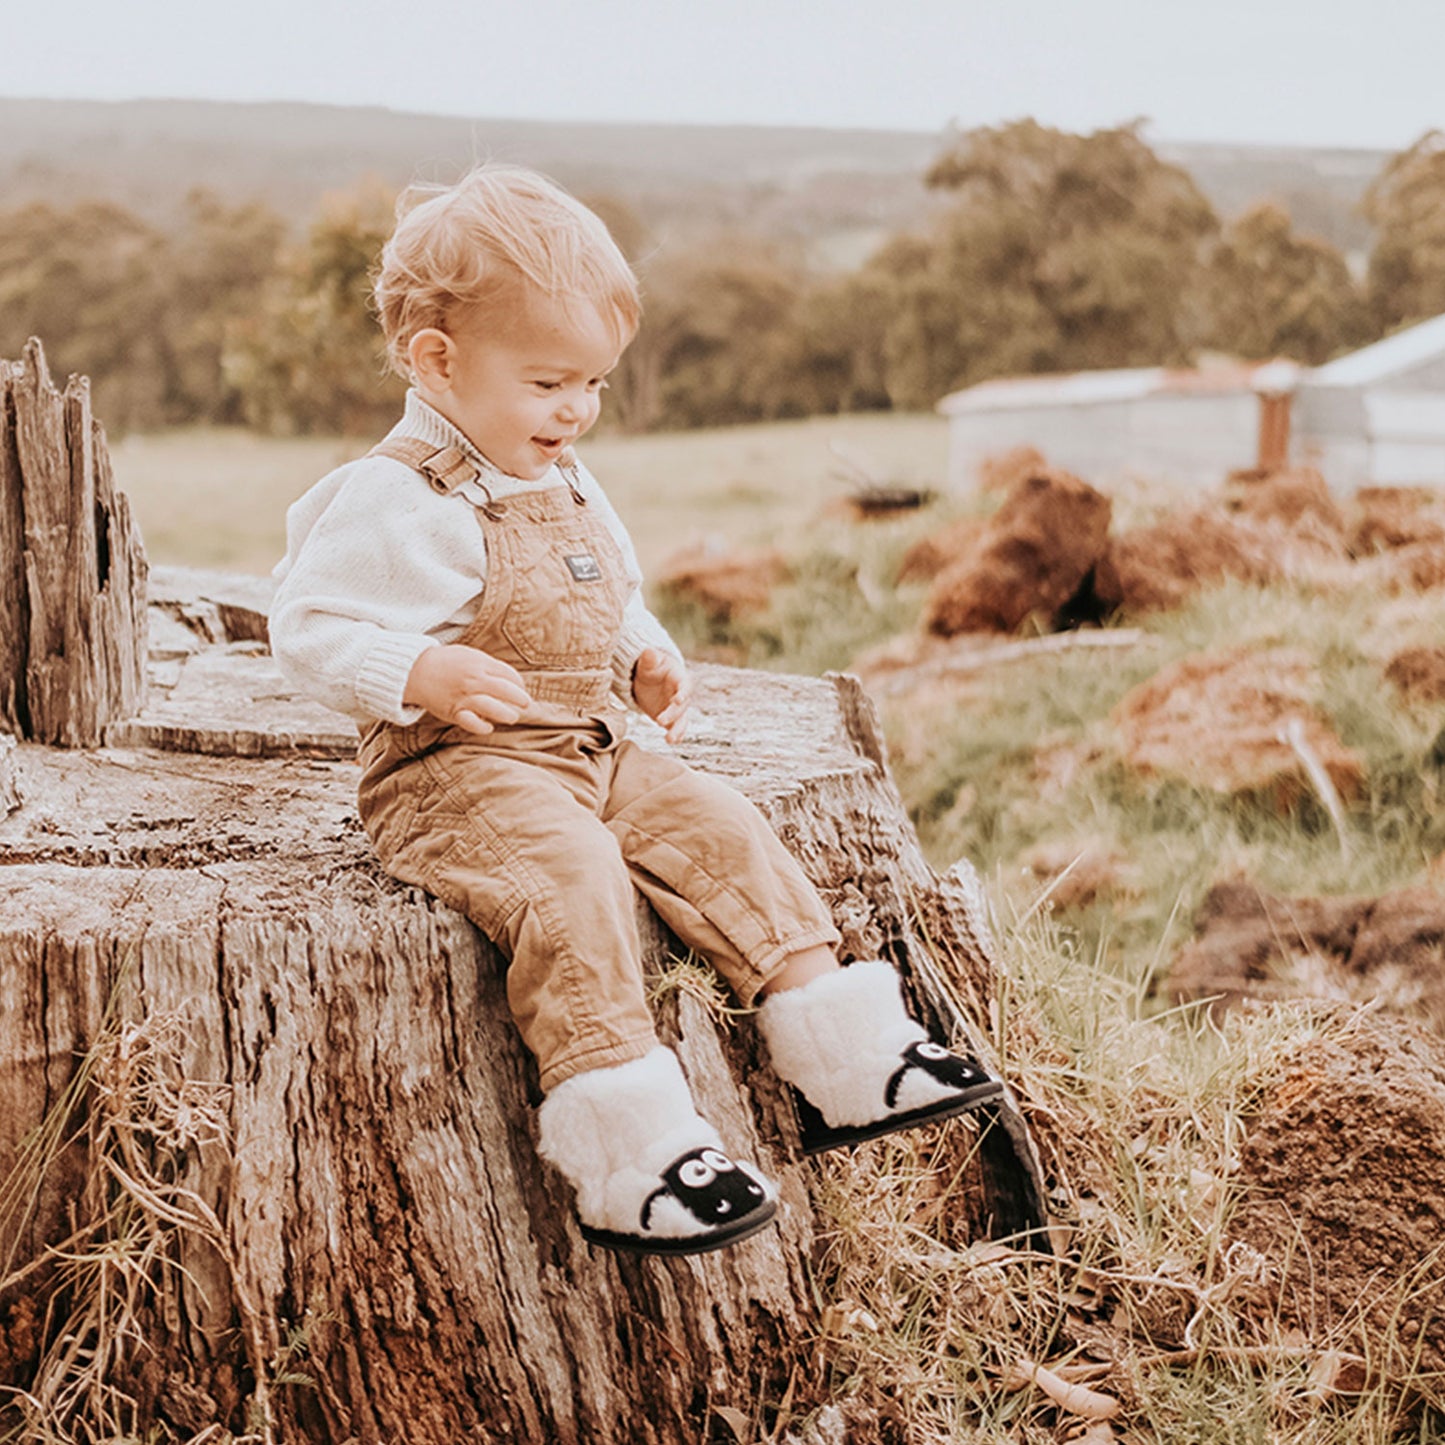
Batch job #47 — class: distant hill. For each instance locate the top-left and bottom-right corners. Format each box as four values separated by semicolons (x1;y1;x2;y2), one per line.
0;97;1393;262
1154;140;1387;254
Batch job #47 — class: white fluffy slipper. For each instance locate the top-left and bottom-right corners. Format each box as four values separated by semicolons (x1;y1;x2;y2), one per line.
756;960;1003;1154
537;1046;777;1254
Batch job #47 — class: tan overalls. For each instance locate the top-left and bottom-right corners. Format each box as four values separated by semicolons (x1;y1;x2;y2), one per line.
355;442;840;1092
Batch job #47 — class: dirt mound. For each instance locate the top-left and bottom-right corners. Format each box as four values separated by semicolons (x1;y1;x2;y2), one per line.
1168;877;1445;1031
976;444;1050;495
1361;535;1445;593
1350;485;1445;554
655;541;789;622
1019;836;1135;910
1223;466;1347;544
922;467;1112;636
896;516;986;585
905;458;1366;635
1231;1011;1445;1379
1385;645;1445;702
1111;647;1364;805
1091;509;1284;614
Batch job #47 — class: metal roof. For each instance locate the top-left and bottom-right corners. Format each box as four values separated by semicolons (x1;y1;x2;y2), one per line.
936;314;1445;415
1309;312;1445;388
937;360;1273;415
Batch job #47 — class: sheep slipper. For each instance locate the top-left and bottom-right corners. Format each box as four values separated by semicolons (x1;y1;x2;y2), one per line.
756;959;1004;1154
537;1046;778;1255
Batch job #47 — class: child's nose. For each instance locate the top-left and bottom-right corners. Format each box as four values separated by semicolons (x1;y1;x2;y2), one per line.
556;389;596;426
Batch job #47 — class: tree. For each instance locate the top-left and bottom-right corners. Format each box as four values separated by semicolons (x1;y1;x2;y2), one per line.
160;190;288;424
0;193;288;431
863;219;1060;409
619;241;810;430
225;180;404;437
864;119;1220;407
0;200;172;429
1363;130;1445;333
771;270;895;417
1195;201;1369;364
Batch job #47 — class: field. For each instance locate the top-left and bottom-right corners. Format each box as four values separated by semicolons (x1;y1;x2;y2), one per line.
103;417;1445;1443
108;411;950;578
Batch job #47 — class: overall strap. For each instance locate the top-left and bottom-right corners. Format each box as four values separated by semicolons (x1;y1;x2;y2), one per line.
367;439;482;497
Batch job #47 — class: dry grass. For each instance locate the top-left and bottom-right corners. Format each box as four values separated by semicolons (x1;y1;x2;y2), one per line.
1;1006;281;1445
790;916;1445;1444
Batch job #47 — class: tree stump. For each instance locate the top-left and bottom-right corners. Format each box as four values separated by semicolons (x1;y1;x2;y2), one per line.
0;339;147;745
2;566;1046;1442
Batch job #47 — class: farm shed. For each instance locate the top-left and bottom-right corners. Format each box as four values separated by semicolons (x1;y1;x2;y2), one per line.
1294;312;1445;491
937;362;1275;492
938;312;1445;495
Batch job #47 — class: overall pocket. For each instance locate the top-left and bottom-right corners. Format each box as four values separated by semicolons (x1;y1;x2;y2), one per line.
494;523;629;669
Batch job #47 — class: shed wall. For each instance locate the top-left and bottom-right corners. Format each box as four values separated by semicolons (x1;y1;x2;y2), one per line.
945;394;1257;492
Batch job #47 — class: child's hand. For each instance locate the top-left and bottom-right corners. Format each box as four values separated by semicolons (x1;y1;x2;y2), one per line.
632;648;691;743
404;644;532;734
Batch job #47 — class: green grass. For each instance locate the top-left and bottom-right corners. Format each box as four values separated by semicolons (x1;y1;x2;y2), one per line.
883;577;1445;990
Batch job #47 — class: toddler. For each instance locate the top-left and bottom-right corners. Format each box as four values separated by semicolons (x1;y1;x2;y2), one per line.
269;164;1002;1256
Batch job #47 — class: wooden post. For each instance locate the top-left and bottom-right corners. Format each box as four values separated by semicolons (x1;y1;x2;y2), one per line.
1250;359;1301;476
0;338;147;746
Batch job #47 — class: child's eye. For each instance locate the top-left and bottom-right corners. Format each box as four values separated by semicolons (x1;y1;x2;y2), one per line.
532;380;561;392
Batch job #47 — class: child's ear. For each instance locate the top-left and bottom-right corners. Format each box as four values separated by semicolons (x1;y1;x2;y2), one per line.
408;328;456;390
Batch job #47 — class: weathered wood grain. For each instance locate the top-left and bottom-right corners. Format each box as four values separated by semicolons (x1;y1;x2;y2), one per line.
0;340;147;746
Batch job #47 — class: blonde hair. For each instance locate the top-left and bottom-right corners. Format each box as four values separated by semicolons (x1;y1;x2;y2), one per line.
374;163;641;378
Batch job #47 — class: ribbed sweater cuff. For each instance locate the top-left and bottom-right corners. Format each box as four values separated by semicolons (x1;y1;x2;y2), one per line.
355;634;436;724
612;623;684;707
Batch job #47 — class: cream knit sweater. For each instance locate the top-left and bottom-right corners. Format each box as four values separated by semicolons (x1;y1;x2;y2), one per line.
269;392;682;726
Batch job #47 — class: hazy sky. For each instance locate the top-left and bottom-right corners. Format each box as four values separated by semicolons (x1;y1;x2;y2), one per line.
4;0;1441;150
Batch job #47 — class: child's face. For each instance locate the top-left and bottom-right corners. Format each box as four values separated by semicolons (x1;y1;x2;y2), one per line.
430;295;624;480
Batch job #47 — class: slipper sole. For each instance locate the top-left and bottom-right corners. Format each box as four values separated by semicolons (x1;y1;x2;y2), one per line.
579;1196;779;1256
794;1080;1004;1155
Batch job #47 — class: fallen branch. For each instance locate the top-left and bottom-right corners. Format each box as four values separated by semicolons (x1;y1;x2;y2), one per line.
867;630;1150;695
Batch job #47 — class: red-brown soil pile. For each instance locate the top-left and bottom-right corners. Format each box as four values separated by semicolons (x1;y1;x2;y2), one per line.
1168;877;1445;1032
1231;1012;1445;1378
1091;509;1286;614
655;542;789;622
911;459;1361;632
896;516;987;585
1384;645;1445;702
976;444;1050;495
1224;466;1347;542
1110;647;1364;805
1095;469;1352;615
1364;539;1445;593
1350;485;1445;553
922;467;1112;636
1349;486;1445;595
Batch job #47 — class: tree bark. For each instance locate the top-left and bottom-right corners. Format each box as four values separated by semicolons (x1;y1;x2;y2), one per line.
0;339;148;746
0;575;1046;1444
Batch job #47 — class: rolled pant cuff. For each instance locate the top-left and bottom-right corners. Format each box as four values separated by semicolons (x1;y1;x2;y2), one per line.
735;926;843;1008
538;1031;661;1093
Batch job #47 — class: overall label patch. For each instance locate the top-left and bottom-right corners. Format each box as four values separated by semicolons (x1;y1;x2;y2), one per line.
565;553;603;582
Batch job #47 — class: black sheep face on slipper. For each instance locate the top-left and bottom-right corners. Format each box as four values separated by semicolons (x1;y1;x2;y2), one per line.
885;1040;993;1109
642;1146;769;1230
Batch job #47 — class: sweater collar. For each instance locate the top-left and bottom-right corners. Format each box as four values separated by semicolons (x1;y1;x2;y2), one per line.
389;391;571;497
